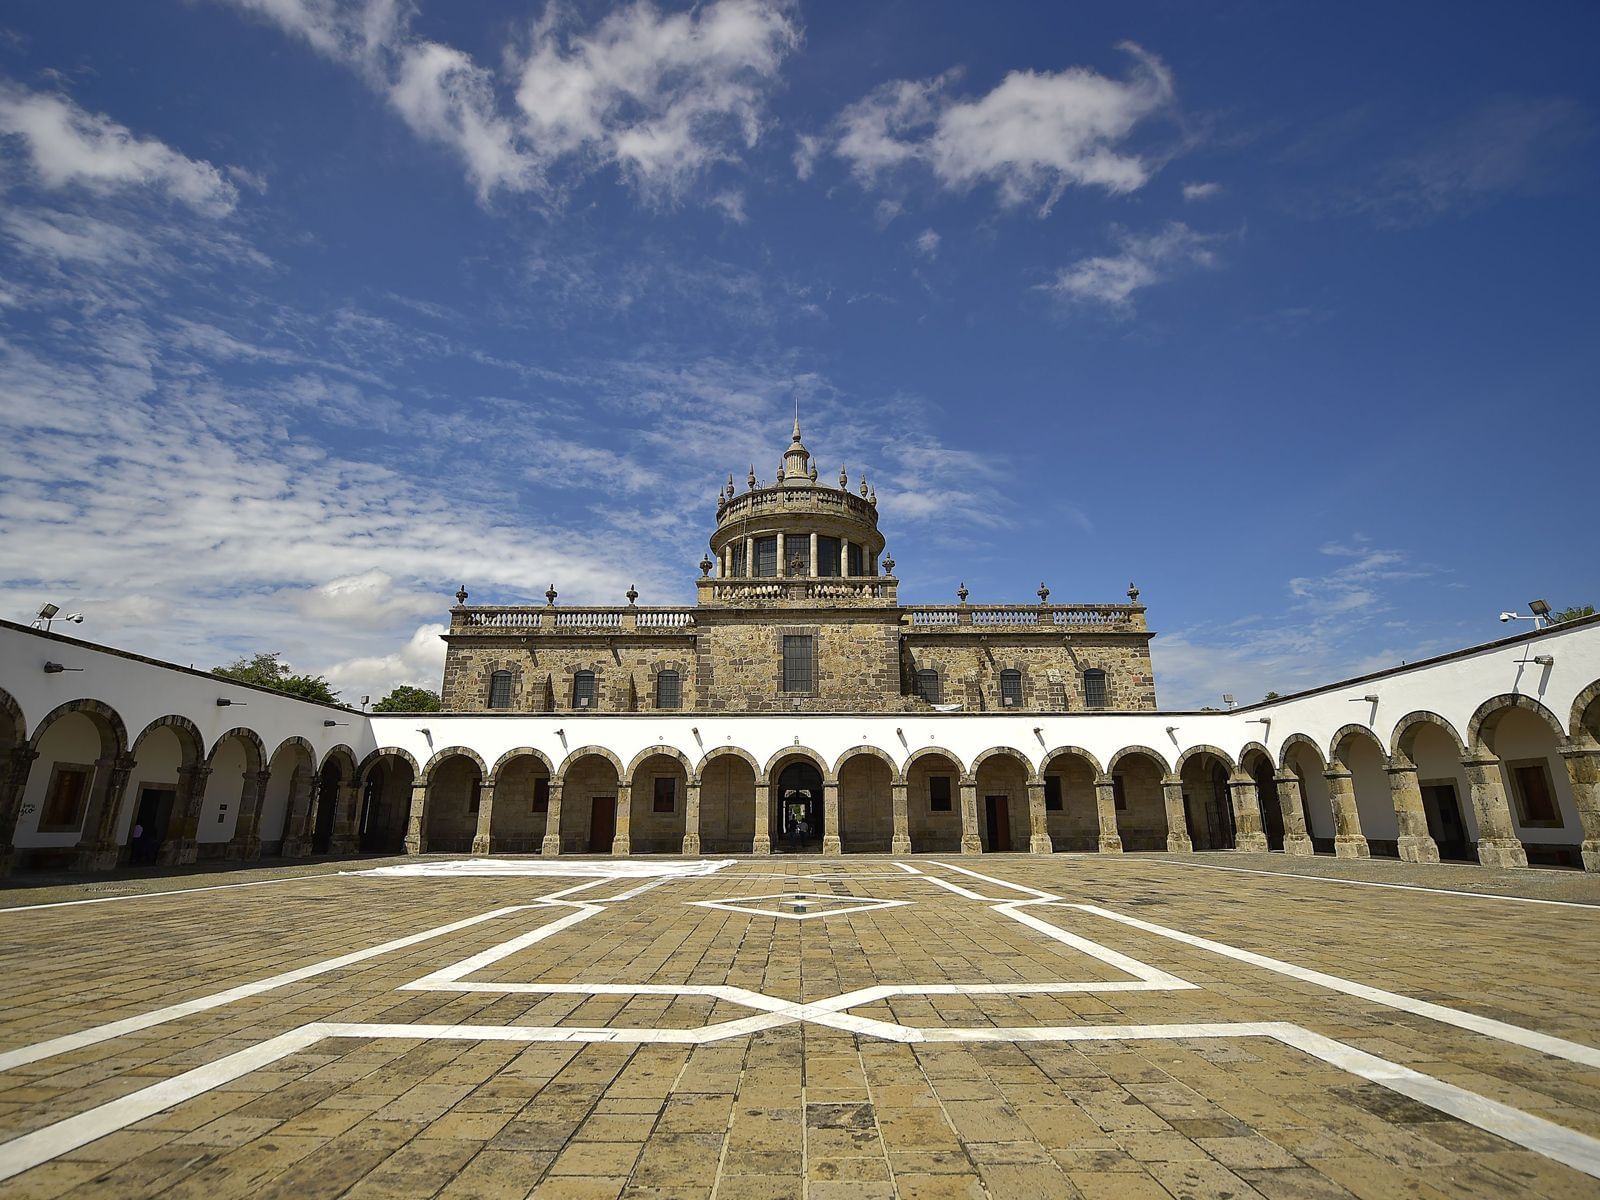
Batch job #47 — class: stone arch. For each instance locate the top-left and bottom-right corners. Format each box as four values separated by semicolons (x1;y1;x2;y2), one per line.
1237;742;1275;772
131;713;205;762
1041;745;1105;777
1277;733;1326;772
1327;724;1386;767
1106;745;1172;775
28;698;128;758
768;747;829;852
261;736;317;855
626;745;693;853
1568;679;1600;745
832;744;902;783
558;745;626;853
423;745;489;782
270;735;316;767
1173;744;1236;776
487;746;554;785
319;744;359;777
202;728;267;859
971;745;1036;781
903;745;968;775
557;744;624;781
1389;711;1467;762
16;698;130;870
0;685;26;743
626;744;695;784
1237;742;1282;851
763;745;831;782
696;745;759;854
696;744;762;781
359;746;423;784
207;727;265;773
125;714;207;865
1467;693;1566;752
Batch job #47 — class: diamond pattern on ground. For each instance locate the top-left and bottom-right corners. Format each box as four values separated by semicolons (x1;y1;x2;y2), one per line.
688;891;911;920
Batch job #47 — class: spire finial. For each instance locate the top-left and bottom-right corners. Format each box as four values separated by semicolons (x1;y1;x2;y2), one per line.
793;389;801;442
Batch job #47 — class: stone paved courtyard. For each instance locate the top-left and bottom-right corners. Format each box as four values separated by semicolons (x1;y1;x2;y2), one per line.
2;854;1599;1199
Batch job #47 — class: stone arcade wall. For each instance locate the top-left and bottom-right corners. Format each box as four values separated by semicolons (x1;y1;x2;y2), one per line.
901;635;1157;712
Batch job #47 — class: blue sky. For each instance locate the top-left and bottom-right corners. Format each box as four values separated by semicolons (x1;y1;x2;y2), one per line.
0;0;1595;708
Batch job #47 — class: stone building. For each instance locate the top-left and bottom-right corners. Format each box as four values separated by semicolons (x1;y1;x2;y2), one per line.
440;419;1157;717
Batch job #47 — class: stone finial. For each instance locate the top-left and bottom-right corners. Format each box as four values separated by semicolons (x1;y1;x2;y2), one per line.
869;486;876;505
840;465;848;488
1038;582;1050;604
958;581;969;603
699;554;713;577
454;585;468;606
716;491;725;513
1127;581;1141;602
545;584;558;606
860;478;869;497
808;462;817;481
626;584;638;605
776;463;785;482
747;464;756;489
883;552;895;574
792;413;803;443
726;474;735;498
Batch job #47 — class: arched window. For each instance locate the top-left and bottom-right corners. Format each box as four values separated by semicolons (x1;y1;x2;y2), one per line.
487;670;514;710
572;670;597;709
999;669;1022;707
1083;669;1108;709
655;669;682;710
914;669;941;704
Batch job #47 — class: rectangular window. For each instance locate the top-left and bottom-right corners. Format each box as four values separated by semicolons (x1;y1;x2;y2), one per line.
847;542;865;576
1112;775;1127;811
914;669;941;704
532;778;550;814
655;670;682;709
1000;669;1022;707
817;536;841;577
653;776;676;813
1044;776;1063;811
1083;670;1108;709
39;764;92;831
755;537;778;577
782;634;815;693
1509;760;1561;827
573;671;596;708
487;671;514;709
787;538;811;577
730;542;748;577
929;776;953;812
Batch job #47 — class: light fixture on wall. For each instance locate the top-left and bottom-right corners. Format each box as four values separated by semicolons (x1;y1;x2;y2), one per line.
1348;694;1379;704
42;661;82;674
1501;600;1551;630
216;698;246;707
1532;654;1555;667
1222;694;1236;710
31;603;83;631
323;719;347;728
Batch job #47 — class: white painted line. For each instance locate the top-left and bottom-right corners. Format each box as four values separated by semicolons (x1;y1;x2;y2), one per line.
687;894;913;921
926;860;1059;901
1146;858;1600;910
1073;903;1600;1070
0;870;342;913
349;858;735;879
893;862;922;874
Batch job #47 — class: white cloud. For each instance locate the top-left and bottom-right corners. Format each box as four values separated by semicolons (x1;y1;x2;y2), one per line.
0;82;239;215
912;228;940;257
792;131;822;179
1182;180;1220;201
321;623;449;701
710;188;748;223
833;43;1175;213
389;40;537;198
1045;221;1219;311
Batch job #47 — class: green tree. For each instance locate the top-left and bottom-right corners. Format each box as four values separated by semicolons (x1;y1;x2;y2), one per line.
1263;691;1282;702
373;685;441;712
1548;605;1595;625
212;651;339;703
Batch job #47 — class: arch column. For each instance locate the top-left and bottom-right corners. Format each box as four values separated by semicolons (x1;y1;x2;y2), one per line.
76;754;136;871
1322;766;1370;858
0;747;39;877
283;774;318;857
541;782;563;856
1160;776;1192;853
822;778;842;855
471;782;496;855
404;781;428;855
1272;771;1314;857
1093;775;1123;853
891;781;911;854
1026;780;1052;854
612;784;632;855
159;764;211;866
752;782;771;855
1558;746;1600;872
1385;757;1440;864
230;768;270;861
681;779;702;855
332;782;360;853
1460;750;1528;868
1225;773;1269;853
958;775;982;854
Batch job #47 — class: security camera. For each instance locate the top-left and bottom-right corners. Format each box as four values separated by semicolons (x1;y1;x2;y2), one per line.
1499;612;1517;622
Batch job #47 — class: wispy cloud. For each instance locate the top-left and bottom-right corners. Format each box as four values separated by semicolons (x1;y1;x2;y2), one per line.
1044;221;1220;312
1181;180;1220;201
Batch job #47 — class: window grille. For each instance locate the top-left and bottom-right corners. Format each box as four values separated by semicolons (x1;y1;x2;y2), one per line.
787;539;811;577
487;670;514;709
817;536;841;576
914;669;941;704
655;670;682;709
1510;760;1561;825
929;776;953;812
999;669;1022;707
40;765;91;829
755;537;778;577
782;635;814;692
847;542;865;576
730;542;748;576
1083;669;1108;709
572;670;597;708
653;776;676;813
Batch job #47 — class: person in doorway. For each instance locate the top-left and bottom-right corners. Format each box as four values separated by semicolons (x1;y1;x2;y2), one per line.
130;823;143;863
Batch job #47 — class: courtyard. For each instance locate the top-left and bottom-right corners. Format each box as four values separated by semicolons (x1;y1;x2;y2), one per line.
1;853;1598;1199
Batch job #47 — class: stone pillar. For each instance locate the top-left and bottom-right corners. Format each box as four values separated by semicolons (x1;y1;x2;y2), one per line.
471;782;496;855
1160;776;1192;853
1093;775;1124;854
959;775;982;854
744;536;754;579
332;782;361;854
775;532;786;577
229;768;271;861
1385;757;1440;864
1272;771;1314;857
1026;780;1052;854
1225;773;1270;853
540;781;563;855
159;764;211;866
282;772;317;858
1559;746;1600;872
752;782;771;855
1322;766;1370;858
0;746;39;877
891;780;911;854
612;783;632;856
682;779;702;855
75;754;136;871
809;532;819;578
404;781;428;855
822;778;842;854
1460;750;1529;868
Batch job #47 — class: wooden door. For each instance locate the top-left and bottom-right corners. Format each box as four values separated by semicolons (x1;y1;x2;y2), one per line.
589;795;616;853
985;796;1010;852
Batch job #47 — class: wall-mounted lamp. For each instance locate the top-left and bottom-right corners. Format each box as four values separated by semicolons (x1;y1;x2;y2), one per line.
1348;694;1379;704
42;661;82;674
323;719;347;728
1165;725;1178;735
1533;654;1555;667
1246;717;1271;725
216;698;246;707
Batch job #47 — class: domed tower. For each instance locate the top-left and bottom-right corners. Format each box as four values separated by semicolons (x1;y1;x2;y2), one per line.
701;417;895;606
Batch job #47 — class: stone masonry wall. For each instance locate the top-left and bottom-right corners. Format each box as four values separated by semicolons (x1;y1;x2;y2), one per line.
692;611;903;713
441;638;697;713
902;634;1157;712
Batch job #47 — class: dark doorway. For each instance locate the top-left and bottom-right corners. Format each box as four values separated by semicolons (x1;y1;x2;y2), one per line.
589;795;616;853
984;795;1011;852
776;761;824;852
1422;782;1475;862
313;762;341;853
132;786;174;864
358;768;392;853
1252;765;1285;850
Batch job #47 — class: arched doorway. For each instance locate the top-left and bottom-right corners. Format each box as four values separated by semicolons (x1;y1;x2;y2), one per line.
313;757;345;854
905;750;963;853
837;751;894;852
490;752;552;853
698;751;757;853
973;750;1031;852
358;753;414;854
775;759;824;852
1241;747;1283;851
1041;750;1099;851
560;751;623;854
424;753;483;854
1178;749;1235;850
628;752;690;853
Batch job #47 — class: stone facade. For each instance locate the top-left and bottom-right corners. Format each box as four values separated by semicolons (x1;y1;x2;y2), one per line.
440;420;1156;714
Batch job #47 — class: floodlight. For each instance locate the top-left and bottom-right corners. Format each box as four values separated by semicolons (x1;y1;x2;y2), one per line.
37;603;58;621
1529;599;1551;617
